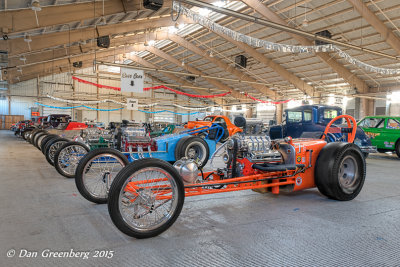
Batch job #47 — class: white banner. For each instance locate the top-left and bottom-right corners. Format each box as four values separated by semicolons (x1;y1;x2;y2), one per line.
127;98;139;110
121;68;144;92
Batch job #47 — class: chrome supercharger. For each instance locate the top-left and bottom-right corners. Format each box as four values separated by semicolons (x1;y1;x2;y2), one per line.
174;134;284;184
173;158;200;184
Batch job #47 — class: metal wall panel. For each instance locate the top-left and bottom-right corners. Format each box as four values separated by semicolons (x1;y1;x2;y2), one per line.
10;96;34;119
0;99;8;114
42;107;72;116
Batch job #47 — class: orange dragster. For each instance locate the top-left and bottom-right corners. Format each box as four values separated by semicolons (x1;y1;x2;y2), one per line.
107;115;367;239
185;115;243;141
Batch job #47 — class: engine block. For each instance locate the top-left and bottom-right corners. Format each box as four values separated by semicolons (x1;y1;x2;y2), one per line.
229;135;281;162
123;127;150;143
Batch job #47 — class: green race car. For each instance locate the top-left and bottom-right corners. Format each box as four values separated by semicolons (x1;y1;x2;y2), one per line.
358;116;400;158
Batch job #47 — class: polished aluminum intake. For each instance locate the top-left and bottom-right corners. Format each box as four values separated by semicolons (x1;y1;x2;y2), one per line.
174;158;199;184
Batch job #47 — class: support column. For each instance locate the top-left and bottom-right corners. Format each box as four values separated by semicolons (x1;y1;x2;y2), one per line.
313;92;321;105
368;99;375;116
356;98;374;120
174;94;178;123
96;69;100;122
72;73;76;121
276;104;283;124
130;92;134;121
245;105;253;118
8;95;11;115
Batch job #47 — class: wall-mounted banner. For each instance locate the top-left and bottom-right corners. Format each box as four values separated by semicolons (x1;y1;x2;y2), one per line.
121;68;144;92
127;98;139;110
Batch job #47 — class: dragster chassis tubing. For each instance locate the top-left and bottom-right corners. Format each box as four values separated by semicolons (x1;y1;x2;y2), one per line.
125;167;306;201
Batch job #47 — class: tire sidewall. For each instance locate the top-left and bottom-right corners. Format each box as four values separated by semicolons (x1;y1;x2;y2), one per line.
176;136;210;168
75;148;129;204
40;134;60;152
33;132;47;148
315;142;366;201
396;140;400;158
107;158;184;238
45;138;70;166
54;141;90;178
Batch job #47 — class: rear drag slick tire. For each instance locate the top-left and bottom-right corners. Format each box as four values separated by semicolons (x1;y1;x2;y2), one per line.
315;142;366;201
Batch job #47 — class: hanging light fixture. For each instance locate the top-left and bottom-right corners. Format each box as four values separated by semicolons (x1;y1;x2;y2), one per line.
31;0;41;11
24;34;32;43
302;18;309;27
302;2;309;27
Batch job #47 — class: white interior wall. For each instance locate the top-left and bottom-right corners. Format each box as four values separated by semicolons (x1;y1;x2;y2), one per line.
389;103;400;115
0;99;8;115
3;68;205;124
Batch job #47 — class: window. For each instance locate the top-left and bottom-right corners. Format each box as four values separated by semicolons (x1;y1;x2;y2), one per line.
324;109;338;119
214;117;226;123
359;118;384;128
287;111;302;123
304;110;312;122
386;119;400;129
203;116;214;122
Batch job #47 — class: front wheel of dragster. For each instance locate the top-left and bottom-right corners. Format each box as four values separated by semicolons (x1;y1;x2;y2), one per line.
108;158;185;239
315;142;366;201
54;142;90;178
75;148;129;204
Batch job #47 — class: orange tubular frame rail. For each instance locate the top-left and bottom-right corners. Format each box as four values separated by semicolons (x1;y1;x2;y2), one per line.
125;169;300;201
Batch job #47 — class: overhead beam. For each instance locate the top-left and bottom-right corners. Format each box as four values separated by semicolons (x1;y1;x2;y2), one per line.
168;33;276;98
181;14;316;98
145;46;247;102
5;49;123;83
6;46;228;106
1;16;184;55
0;0;172;35
347;0;400;55
8;33;162;67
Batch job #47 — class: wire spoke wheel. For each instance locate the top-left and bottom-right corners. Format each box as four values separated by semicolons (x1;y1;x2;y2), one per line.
48;141;67;164
118;167;179;232
82;154;126;201
108;158;184;238
57;145;88;177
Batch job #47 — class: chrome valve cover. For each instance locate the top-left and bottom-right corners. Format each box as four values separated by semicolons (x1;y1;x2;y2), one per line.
123;127;150;142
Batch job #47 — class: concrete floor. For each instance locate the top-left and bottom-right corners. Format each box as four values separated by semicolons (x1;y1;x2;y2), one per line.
1;130;400;266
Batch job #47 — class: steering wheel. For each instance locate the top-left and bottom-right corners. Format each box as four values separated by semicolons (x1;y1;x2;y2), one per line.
321;115;357;143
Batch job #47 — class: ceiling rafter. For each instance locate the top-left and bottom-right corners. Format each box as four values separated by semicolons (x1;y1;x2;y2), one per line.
145;46;248;102
169;33;275;97
0;0;173;36
347;0;400;55
1;15;181;55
